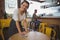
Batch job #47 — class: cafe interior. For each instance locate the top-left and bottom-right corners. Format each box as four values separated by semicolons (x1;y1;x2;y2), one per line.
0;0;60;40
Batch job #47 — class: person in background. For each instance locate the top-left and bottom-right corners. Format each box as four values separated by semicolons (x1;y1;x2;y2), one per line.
32;9;37;21
8;1;29;39
30;9;40;31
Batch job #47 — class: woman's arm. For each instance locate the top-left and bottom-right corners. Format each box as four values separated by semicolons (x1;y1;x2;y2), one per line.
16;21;21;34
16;20;28;35
22;19;28;32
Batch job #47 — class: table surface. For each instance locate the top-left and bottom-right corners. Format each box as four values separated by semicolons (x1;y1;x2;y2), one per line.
9;31;50;40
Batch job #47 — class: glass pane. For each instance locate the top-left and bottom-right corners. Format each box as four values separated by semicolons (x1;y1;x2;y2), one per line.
5;0;18;14
27;0;60;17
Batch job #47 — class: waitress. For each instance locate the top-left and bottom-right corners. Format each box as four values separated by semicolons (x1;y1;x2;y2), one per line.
8;1;29;39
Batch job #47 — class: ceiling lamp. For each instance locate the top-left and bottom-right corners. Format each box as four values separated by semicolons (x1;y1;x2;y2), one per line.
38;0;45;3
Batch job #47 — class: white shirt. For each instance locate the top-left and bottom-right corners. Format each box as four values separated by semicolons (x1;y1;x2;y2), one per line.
12;9;26;21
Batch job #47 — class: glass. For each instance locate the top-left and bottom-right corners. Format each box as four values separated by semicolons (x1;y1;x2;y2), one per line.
5;0;17;14
27;0;60;18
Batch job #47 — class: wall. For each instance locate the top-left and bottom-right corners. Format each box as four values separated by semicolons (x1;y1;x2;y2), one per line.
27;17;60;26
0;0;5;19
39;18;60;26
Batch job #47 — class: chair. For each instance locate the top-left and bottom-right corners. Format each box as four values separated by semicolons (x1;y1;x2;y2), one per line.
45;27;56;40
39;23;56;40
0;19;12;40
39;23;48;33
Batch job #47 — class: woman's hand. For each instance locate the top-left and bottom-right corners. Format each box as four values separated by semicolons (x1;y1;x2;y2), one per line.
19;31;27;36
19;31;28;37
22;31;27;35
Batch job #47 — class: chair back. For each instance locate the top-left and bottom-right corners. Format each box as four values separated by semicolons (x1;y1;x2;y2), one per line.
0;19;12;28
39;23;48;33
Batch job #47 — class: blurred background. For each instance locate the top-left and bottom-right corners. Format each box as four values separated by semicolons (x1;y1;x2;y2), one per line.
0;0;60;40
4;0;60;18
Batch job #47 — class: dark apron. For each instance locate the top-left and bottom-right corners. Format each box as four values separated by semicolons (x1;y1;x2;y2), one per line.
7;19;25;39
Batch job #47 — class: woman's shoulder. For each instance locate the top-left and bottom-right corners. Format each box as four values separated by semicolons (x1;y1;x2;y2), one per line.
13;8;18;14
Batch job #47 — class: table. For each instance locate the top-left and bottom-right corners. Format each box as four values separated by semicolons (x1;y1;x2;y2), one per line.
9;31;50;40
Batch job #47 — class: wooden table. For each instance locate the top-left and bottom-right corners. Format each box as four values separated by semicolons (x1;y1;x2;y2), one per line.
9;31;50;40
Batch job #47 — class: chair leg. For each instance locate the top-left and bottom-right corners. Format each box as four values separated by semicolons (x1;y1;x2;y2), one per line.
1;29;5;40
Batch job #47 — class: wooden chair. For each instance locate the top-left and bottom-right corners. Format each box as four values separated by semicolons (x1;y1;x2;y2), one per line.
45;27;56;40
39;23;56;40
39;23;48;33
0;19;12;40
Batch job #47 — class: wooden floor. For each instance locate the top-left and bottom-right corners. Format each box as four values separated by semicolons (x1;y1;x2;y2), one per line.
0;36;3;40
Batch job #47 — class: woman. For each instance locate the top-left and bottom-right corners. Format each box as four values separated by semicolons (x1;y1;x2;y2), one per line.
8;1;29;39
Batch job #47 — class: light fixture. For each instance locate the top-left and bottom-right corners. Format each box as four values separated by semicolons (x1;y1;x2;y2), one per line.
57;2;59;4
39;0;45;1
38;0;45;3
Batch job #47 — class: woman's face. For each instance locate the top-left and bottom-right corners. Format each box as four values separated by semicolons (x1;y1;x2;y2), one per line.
20;2;29;12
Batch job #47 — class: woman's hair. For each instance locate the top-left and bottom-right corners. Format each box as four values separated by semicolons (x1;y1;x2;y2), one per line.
21;1;29;8
21;1;29;15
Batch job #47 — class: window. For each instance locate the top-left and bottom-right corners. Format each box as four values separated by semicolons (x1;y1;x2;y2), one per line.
5;0;17;14
5;0;60;17
27;0;60;17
